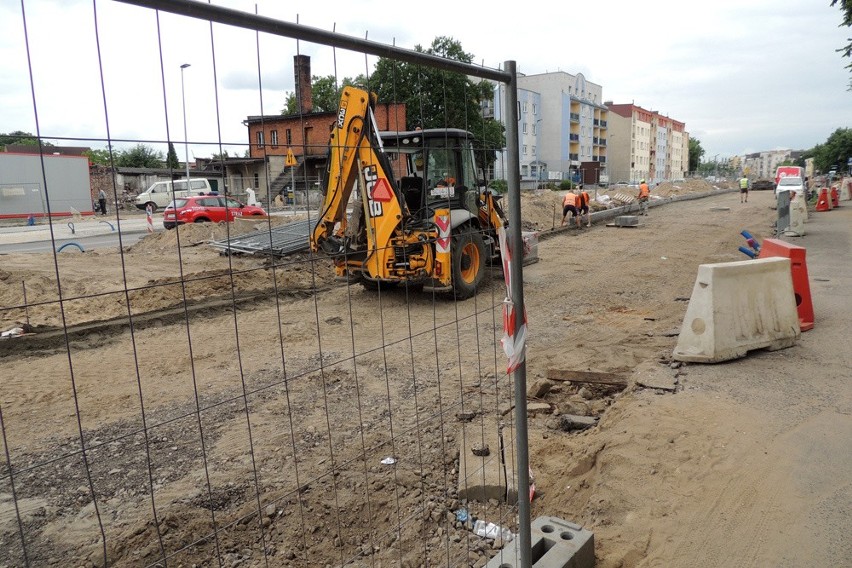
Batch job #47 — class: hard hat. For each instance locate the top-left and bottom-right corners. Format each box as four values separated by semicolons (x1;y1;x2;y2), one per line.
640;179;646;183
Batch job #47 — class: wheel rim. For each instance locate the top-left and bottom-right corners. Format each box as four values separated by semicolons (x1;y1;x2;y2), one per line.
459;241;480;283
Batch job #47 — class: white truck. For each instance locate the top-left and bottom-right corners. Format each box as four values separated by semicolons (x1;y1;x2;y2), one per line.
135;178;218;212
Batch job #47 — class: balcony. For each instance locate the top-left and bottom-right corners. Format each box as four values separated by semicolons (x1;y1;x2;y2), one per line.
569;153;579;161
569;133;579;142
570;113;580;122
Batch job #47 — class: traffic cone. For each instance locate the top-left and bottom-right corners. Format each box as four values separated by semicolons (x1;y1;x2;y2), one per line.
815;188;832;212
830;186;840;208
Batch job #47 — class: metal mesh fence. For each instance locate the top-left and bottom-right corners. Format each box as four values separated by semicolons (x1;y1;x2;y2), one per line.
1;1;528;566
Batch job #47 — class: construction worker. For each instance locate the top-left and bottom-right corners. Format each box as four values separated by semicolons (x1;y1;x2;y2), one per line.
739;175;749;203
636;180;650;216
561;190;579;227
577;188;591;227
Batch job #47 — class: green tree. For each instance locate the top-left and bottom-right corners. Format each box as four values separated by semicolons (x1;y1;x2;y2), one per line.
281;74;355;114
166;142;179;169
84;147;113;165
804;127;852;172
367;36;504;175
0;131;54;148
688;138;704;172
832;0;852;87
114;144;164;168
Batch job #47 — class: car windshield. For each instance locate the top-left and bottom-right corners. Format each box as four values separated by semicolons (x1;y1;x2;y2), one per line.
778;177;803;186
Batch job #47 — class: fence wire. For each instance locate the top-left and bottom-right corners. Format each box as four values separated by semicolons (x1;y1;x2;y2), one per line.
0;1;527;566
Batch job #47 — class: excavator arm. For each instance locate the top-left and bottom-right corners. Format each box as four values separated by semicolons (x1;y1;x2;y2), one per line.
310;87;415;279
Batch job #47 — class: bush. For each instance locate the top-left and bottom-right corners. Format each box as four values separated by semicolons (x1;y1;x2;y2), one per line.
488;179;508;193
558;180;578;191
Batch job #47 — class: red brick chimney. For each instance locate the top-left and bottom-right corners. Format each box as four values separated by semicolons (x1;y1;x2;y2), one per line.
294;54;312;114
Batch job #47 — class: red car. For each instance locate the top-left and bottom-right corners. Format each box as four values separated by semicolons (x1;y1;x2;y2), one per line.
163;194;267;229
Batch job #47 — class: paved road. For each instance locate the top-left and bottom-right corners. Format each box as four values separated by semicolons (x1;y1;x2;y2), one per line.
0;209;305;253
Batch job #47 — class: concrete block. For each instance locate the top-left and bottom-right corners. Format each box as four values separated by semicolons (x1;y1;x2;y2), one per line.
672;257;800;363
457;415;517;503
485;516;595;568
614;215;638;227
522;231;540;265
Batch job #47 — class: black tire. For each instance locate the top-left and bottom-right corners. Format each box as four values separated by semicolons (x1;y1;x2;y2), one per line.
450;226;486;300
194;217;210;223
360;278;397;292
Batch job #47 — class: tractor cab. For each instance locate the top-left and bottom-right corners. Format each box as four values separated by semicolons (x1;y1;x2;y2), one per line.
380;128;482;219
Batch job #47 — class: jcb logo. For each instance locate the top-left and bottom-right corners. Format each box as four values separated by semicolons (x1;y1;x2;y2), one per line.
364;165;383;217
337;101;348;129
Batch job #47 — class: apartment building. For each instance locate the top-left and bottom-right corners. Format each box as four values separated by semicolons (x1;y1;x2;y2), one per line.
488;70;689;186
490;71;609;185
606;102;688;184
740;149;804;179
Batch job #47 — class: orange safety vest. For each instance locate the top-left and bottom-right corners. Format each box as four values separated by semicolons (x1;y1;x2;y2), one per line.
562;192;577;207
578;191;590;207
638;183;650;199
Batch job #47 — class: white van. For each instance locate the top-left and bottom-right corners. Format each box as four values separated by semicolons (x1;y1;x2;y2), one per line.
775;176;805;197
135;178;218;211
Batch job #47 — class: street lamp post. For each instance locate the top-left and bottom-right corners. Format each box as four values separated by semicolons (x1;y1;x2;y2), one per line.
180;63;191;190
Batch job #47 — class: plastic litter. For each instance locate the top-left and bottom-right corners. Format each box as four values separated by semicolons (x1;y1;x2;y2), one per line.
473;519;514;542
380;457;396;465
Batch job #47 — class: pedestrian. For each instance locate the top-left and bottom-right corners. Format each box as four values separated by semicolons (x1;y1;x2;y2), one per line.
561;189;579;227
577;188;591;227
636;180;650;216
98;189;107;216
739;175;749;203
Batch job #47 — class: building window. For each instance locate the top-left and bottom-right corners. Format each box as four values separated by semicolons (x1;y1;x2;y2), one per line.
523;123;528;134
270;130;278;147
256;131;264;148
286;129;292;145
532;103;537;115
523;145;528;155
253;172;259;188
523;102;528;113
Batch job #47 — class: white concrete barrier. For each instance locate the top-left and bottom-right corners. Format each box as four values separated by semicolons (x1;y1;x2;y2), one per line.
840;178;852;201
785;191;807;236
673;257;800;363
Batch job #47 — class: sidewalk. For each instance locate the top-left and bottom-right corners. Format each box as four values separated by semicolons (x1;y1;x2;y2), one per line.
0;209;302;246
0;215;154;245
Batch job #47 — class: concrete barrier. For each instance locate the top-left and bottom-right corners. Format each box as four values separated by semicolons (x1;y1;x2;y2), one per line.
785;191;806;236
839;178;851;201
672;257;800;363
776;191;791;234
485;516;595;568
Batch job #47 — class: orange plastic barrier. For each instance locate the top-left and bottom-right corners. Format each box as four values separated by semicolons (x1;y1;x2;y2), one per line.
830;186;839;208
815;187;832;212
758;238;814;331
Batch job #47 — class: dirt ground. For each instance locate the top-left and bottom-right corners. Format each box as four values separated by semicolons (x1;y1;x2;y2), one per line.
1;179;850;567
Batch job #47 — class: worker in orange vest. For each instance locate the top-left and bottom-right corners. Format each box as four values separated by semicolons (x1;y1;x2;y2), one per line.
636;180;650;216
577;188;591;227
561;190;579;227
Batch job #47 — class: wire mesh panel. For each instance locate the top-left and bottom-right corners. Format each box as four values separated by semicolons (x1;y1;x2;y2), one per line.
0;1;527;566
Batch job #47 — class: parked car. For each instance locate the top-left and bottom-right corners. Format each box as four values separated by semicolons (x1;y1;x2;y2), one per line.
751;179;775;191
135;178;219;212
163;194;266;229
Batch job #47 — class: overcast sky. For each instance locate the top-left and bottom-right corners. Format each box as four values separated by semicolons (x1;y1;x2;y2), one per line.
1;0;850;163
